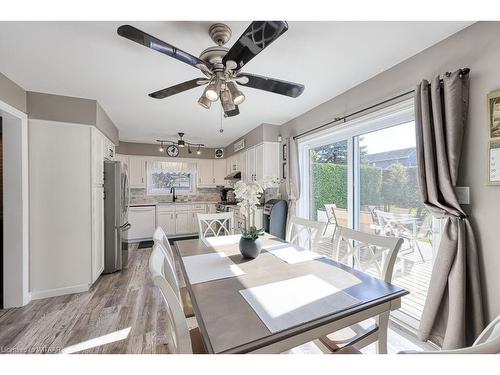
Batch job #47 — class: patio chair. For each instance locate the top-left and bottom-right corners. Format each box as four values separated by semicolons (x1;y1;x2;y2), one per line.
374;210;425;263
323;204;338;241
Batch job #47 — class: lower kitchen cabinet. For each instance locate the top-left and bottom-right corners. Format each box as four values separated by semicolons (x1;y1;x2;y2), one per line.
175;211;191;234
157;210;175;235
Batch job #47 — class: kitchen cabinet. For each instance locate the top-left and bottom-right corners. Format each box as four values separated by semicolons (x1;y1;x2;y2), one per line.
190;209;205;233
246;147;256;183
213;159;226;185
92;128;105;186
244;142;279;183
197;159;214;187
207;203;217;214
198;159;226;187
129;157;146;188
175;211;191;235
158;210;176;236
91;186;105;283
127;205;156;241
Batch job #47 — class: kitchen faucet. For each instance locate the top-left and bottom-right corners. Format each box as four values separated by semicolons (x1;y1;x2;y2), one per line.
170;186;176;202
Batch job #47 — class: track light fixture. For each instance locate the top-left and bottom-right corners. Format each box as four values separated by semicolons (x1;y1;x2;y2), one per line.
156;133;204;157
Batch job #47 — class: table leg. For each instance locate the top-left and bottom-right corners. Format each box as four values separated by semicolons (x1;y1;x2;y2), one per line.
376;311;390;354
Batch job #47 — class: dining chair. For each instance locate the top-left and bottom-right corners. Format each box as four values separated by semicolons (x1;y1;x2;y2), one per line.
153;226;175;268
323;204;338;241
319;226;403;354
197;212;234;240
151;242;194;318
399;314;500;354
149;246;206;354
286;216;326;252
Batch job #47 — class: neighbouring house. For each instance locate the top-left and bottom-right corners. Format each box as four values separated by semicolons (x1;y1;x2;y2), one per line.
366;147;417;169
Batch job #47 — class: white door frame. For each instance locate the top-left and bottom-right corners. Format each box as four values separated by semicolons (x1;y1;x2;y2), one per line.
0;99;30;308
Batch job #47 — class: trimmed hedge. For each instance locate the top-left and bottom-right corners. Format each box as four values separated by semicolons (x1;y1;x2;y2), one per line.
312;162;421;217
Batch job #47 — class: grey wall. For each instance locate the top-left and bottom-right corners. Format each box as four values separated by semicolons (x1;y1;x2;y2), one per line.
116;141;220;159
225;123;281;157
0;72;26;113
26;91;119;144
96;103;119;145
280;21;500;323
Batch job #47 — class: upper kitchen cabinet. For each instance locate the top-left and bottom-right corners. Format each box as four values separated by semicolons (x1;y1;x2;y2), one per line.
129;157;147;188
103;138;115;160
213;159;226;186
197;159;214;187
198;158;226;187
245;142;279;183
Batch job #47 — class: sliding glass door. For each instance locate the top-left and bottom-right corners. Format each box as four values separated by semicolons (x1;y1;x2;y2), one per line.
299;100;440;330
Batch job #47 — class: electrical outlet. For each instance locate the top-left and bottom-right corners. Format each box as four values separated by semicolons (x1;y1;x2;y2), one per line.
455;186;470;204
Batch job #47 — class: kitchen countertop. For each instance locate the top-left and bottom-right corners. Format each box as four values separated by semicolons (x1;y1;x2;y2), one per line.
129;200;218;207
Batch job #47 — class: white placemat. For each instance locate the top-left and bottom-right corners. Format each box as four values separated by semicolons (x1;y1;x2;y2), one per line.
239;274;360;333
182;252;244;285
264;243;325;264
202;234;241;248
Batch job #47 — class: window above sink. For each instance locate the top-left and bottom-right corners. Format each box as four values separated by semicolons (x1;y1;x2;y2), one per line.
146;161;197;195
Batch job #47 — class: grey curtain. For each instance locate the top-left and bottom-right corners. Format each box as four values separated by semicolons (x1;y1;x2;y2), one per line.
415;70;484;349
286;138;301;219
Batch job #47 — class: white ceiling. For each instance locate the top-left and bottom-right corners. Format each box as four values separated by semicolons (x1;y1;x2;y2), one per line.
0;21;472;147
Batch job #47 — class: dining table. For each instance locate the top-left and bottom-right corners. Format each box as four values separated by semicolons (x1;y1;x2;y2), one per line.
173;233;408;354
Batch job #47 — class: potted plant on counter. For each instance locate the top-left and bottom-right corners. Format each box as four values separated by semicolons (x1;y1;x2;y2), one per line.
234;177;280;259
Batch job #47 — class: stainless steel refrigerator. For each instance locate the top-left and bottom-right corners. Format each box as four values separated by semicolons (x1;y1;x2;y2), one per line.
103;160;130;273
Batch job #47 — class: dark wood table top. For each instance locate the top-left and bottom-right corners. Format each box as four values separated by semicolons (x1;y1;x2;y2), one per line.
174;234;408;353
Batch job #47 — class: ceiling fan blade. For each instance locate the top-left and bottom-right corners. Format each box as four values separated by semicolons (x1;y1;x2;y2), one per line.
118;25;210;71
223;21;288;70
236;73;304;98
224;106;240;117
149;78;206;99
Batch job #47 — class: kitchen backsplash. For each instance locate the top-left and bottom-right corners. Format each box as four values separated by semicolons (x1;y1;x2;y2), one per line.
130;187;220;204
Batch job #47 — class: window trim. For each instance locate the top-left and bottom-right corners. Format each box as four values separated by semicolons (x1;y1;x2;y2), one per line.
146;159;198;195
298;98;414;222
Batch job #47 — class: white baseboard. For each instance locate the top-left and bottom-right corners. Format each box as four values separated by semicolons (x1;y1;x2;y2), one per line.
31;284;89;300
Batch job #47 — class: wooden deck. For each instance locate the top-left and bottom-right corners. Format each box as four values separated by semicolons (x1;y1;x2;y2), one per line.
319;226;434;323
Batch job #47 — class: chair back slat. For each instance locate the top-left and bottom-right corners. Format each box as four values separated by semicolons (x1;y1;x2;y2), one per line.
153;226;175;269
333;226;403;283
286;216;325;252
149;246;192;353
151;243;180;301
197;212;234;240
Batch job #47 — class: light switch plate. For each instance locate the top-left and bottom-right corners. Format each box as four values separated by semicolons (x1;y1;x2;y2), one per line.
455;186;470;204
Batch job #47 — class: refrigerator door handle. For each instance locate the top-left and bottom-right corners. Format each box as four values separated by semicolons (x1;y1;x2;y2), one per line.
119;222;131;231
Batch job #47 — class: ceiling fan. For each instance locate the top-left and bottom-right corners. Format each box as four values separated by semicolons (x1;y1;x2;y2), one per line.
117;21;305;117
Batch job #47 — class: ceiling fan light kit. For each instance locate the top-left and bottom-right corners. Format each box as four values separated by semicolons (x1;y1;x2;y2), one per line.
117;21;305;119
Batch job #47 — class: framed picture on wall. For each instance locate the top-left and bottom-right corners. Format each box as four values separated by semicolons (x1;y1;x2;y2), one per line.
487;90;500;139
282;143;288;161
488;139;500;185
282;162;287;179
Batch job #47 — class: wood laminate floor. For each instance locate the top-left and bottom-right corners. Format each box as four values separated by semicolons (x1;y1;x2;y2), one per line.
0;244;434;354
0;244;170;354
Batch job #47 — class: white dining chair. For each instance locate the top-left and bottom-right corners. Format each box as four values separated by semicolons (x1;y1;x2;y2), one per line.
319;226;403;354
286;216;326;252
323;204;338;241
151;242;194;318
149;246;206;354
399;314;500;354
153;226;175;268
197;212;234;240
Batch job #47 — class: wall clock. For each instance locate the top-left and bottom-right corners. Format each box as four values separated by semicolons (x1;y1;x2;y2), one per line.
166;144;179;157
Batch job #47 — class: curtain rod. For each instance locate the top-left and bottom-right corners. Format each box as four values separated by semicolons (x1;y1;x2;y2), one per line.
292;68;470;141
